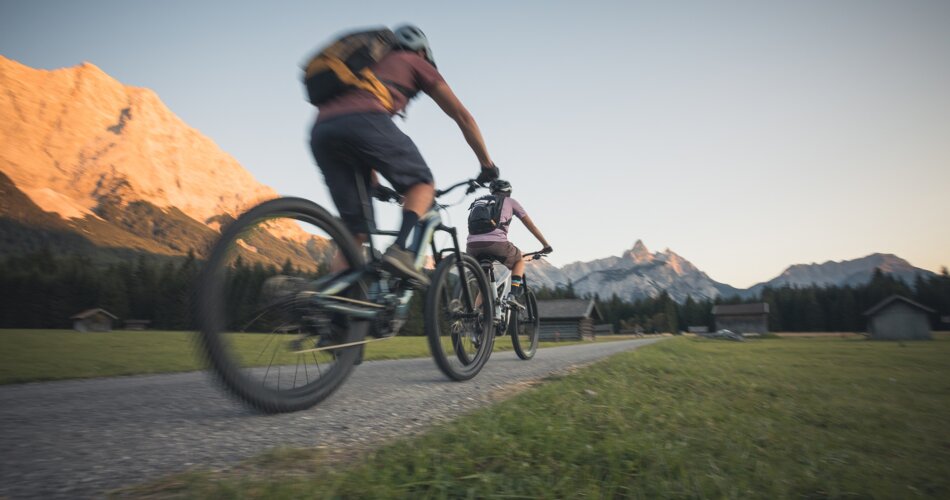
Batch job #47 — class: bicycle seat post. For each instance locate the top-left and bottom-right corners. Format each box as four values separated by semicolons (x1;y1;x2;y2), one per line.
353;169;380;260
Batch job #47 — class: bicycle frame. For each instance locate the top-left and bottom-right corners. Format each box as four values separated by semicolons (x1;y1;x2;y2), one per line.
480;261;513;324
305;174;479;332
479;251;548;330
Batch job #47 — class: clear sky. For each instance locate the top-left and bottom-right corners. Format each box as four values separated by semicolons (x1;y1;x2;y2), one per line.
2;0;948;287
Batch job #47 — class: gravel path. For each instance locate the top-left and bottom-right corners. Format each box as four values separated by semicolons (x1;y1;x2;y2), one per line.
0;338;663;498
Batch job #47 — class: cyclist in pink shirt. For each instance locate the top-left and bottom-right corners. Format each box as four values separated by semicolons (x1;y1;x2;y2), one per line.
466;180;552;297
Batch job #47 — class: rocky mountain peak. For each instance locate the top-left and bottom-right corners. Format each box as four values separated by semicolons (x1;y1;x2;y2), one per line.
623;239;653;263
527;240;726;302
0;55;276;227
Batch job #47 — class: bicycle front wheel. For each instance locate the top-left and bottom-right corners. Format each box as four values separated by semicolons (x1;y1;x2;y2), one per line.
510;289;540;360
425;253;494;381
196;197;366;413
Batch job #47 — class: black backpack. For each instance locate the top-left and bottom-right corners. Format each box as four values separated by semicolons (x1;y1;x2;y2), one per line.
467;194;506;235
302;28;398;111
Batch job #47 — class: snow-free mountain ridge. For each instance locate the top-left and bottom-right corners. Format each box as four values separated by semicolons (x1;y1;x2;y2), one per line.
0;56;324;269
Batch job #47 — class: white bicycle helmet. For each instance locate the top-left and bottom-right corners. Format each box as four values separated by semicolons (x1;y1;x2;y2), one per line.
490;179;512;194
393;24;436;67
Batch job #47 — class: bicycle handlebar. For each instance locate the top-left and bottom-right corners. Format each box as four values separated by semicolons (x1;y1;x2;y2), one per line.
435;179;482;198
374;179;483;206
523;250;550;261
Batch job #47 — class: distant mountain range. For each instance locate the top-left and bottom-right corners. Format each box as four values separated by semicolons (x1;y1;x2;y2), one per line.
0;57;937;301
741;253;933;297
527;242;934;303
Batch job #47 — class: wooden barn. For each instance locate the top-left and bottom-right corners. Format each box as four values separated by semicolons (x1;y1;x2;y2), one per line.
71;308;117;333
537;299;603;341
863;295;933;340
712;303;769;334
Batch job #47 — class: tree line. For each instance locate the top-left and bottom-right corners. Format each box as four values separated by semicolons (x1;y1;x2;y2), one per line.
0;247;200;329
0;248;424;333
537;268;950;333
1;248;948;332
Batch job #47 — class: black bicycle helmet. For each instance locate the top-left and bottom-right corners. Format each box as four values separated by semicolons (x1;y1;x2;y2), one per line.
490;179;512;194
393;24;436;68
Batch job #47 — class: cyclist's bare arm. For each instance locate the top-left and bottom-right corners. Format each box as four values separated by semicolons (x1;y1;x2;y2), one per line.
427;81;493;168
519;215;550;249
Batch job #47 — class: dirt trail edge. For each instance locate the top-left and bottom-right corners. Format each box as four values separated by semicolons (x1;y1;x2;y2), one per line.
0;338;664;499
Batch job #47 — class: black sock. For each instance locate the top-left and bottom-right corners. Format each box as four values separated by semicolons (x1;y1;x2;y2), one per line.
511;275;523;287
393;210;419;249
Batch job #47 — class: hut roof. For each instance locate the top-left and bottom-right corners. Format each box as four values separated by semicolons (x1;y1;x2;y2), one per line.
537;299;603;321
863;295;935;316
712;303;769;315
71;308;118;320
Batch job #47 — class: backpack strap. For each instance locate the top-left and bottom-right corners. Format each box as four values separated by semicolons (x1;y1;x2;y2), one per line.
308;56;396;112
493;194;511;229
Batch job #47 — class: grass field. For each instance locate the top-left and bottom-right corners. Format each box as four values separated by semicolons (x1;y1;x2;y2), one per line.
120;335;950;499
0;329;635;384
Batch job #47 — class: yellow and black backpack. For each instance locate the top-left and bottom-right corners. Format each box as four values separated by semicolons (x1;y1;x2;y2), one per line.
302;28;400;111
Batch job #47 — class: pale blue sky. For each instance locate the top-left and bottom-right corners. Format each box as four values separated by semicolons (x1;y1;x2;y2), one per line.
2;0;948;287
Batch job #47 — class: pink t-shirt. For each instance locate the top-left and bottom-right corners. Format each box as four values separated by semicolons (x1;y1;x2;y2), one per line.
467;197;528;243
317;51;445;121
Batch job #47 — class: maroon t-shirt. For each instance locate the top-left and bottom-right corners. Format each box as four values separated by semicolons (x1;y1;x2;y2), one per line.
316;51;444;122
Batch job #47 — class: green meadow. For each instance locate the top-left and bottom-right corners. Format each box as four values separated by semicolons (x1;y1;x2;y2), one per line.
0;329;619;384
118;335;950;499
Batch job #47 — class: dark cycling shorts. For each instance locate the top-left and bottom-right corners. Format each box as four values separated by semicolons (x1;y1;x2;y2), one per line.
466;241;523;270
310;112;434;235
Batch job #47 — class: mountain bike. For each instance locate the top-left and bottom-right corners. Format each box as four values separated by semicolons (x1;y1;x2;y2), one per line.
471;251;546;360
196;177;494;413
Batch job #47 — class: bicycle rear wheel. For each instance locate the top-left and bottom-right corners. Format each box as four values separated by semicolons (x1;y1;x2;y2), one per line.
510;289;540;360
196;197;366;413
425;253;494;380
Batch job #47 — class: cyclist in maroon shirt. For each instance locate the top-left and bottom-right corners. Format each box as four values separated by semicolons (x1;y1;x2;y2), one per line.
310;25;499;285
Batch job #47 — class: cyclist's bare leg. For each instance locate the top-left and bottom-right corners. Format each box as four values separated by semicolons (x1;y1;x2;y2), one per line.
512;259;525;279
402;183;434;216
509;259;526;298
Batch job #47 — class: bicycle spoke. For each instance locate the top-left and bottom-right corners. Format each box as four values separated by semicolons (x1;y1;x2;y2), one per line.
303;354;310;385
312;351;323;378
254;329;283;363
293;355;301;389
262;341;279;387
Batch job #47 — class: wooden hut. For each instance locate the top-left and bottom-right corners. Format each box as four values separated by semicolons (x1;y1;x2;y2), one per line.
537;299;603;341
863;295;933;340
71;308;117;333
593;323;615;336
712;303;769;334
